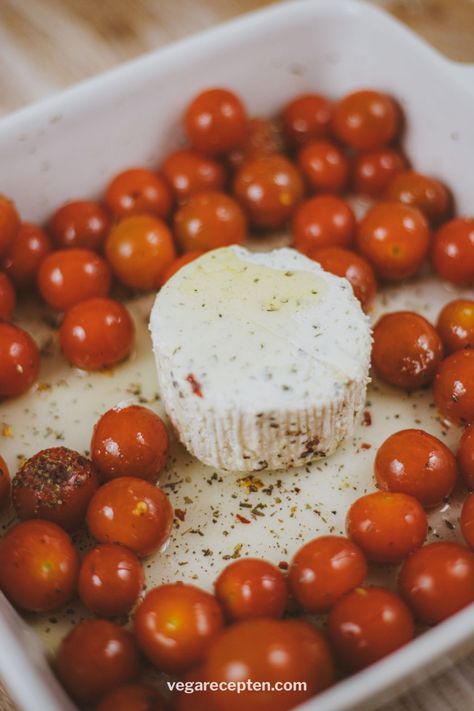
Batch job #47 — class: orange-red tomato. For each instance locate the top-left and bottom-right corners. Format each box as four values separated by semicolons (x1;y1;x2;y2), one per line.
96;684;167;711
434;350;474;424
292;195;355;254
386;170;451;225
185;88;247;155
215;558;288;621
233;154;304;229
0;519;79;612
298;139;349;193
281;93;332;147
461;493;474;549
0;195;20;258
432;218;474;285
331;90;400;151
55;619;140;704
160;251;204;285
372;311;443;390
289;536;367;613
86;476;172;556
106;214;176;290
352;148;407;197
458;423;474;489
2;223;51;290
375;429;457;507
79;543;144;616
328;586;414;671
174;191;247;252
12;447;99;531
91;404;169;483
60;297;134;371
356;202;430;281
399;542;474;624
228;117;284;168
309;247;376;310
0;272;15;321
0;455;10;512
105;168;172;220
437;299;474;353
38;248;112;311
49;200;111;250
0;323;40;398
162;149;226;204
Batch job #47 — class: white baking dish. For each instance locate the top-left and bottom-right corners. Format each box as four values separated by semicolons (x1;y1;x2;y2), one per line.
0;1;473;710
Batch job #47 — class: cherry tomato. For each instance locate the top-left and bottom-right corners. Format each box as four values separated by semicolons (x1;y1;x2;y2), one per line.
461;493;474;549
0;272;16;321
432;218;474;285
298;139;349;193
0;323;40;398
49;200;110;250
185;88;247;155
0;455;11;511
356;202;430;281
372;311;443;390
331;90;400;150
38;248;112;311
375;429;457;507
12;446;99;531
437;299;474;353
162;149;226;204
328;586;414;671
60;297;134;371
174;191;246;253
134;583;224;674
203;618;334;711
289;535;367;612
0;195;20;258
399;542;474;624
55;619;140;704
458;423;474;489
352;148;407;197
105;168;172;220
292;195;355;255
233;154;304;229
91;404;169;483
79;543;144;616
86;476;172;556
106;215;176;290
96;684;167;711
281;93;332;147
228;117;284;168
309;247;377;310
160;251;204;285
434;350;474;424
215;558;288;621
386;170;451;225
2;223;51;290
0;519;79;612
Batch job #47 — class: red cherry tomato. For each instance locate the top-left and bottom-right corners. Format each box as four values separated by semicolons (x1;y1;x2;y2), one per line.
386;170;451;225
228;117;284;168
289;535;367;613
0;272;16;321
49;200;110;250
461;493;474;549
331;90;400;151
215;558;288;621
298;139;349;193
185;88;247;155
399;542;474;624
0;455;10;511
281;94;332;147
434;350;474;424
174;191;247;252
353;148;407;197
437;299;474;353
2;223;51;290
0;323;40;398
79;543;144;616
328;586;414;671
91;404;169;483
458;423;474;489
309;247;377;310
12;447;99;531
60;297;134;371
86;476;172;556
292;195;355;255
134;583;224;674
432;218;474;285
106;215;176;290
0;195;20;258
160;251;204;285
105;168;172;220
96;684;167;711
162;149;226;204
0;519;79;612
55;619;140;704
375;429;457;507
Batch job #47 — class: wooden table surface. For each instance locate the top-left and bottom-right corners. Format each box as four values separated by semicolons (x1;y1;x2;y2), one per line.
0;1;474;710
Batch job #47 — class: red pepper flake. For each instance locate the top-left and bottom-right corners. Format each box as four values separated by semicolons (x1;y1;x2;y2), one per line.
236;514;251;524
362;411;372;426
278;561;289;570
360;442;372;450
175;508;186;522
186;373;203;398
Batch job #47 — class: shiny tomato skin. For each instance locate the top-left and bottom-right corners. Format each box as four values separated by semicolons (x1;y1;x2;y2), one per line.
331;90;399;151
386;170;451;225
375;429;457;507
79;543;144;616
289;535;367;613
185;88;247;155
2;223;51;290
372;311;443;390
461;493;474;549
49;200;110;251
105;168;172;220
160;251;204;285
0;455;10;511
162;149;226;204
298;139;349;193
292;195;355;254
60;297;134;371
0;323;40;398
328;586;414;671
433;350;474;424
399;542;474;624
0;519;79;612
55;619;140;703
458;423;474;489
214;558;288;621
281;94;332;147
91;404;169;483
437;299;474;353
106;214;176;290
228;117;284;168
134;583;224;674
96;684;167;711
0;272;15;321
432;218;474;285
0;195;20;258
86;476;172;556
353;148;407;197
174;191;247;252
309;247;376;310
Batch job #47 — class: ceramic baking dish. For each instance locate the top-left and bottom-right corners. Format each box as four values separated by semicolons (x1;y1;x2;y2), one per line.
0;1;473;710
